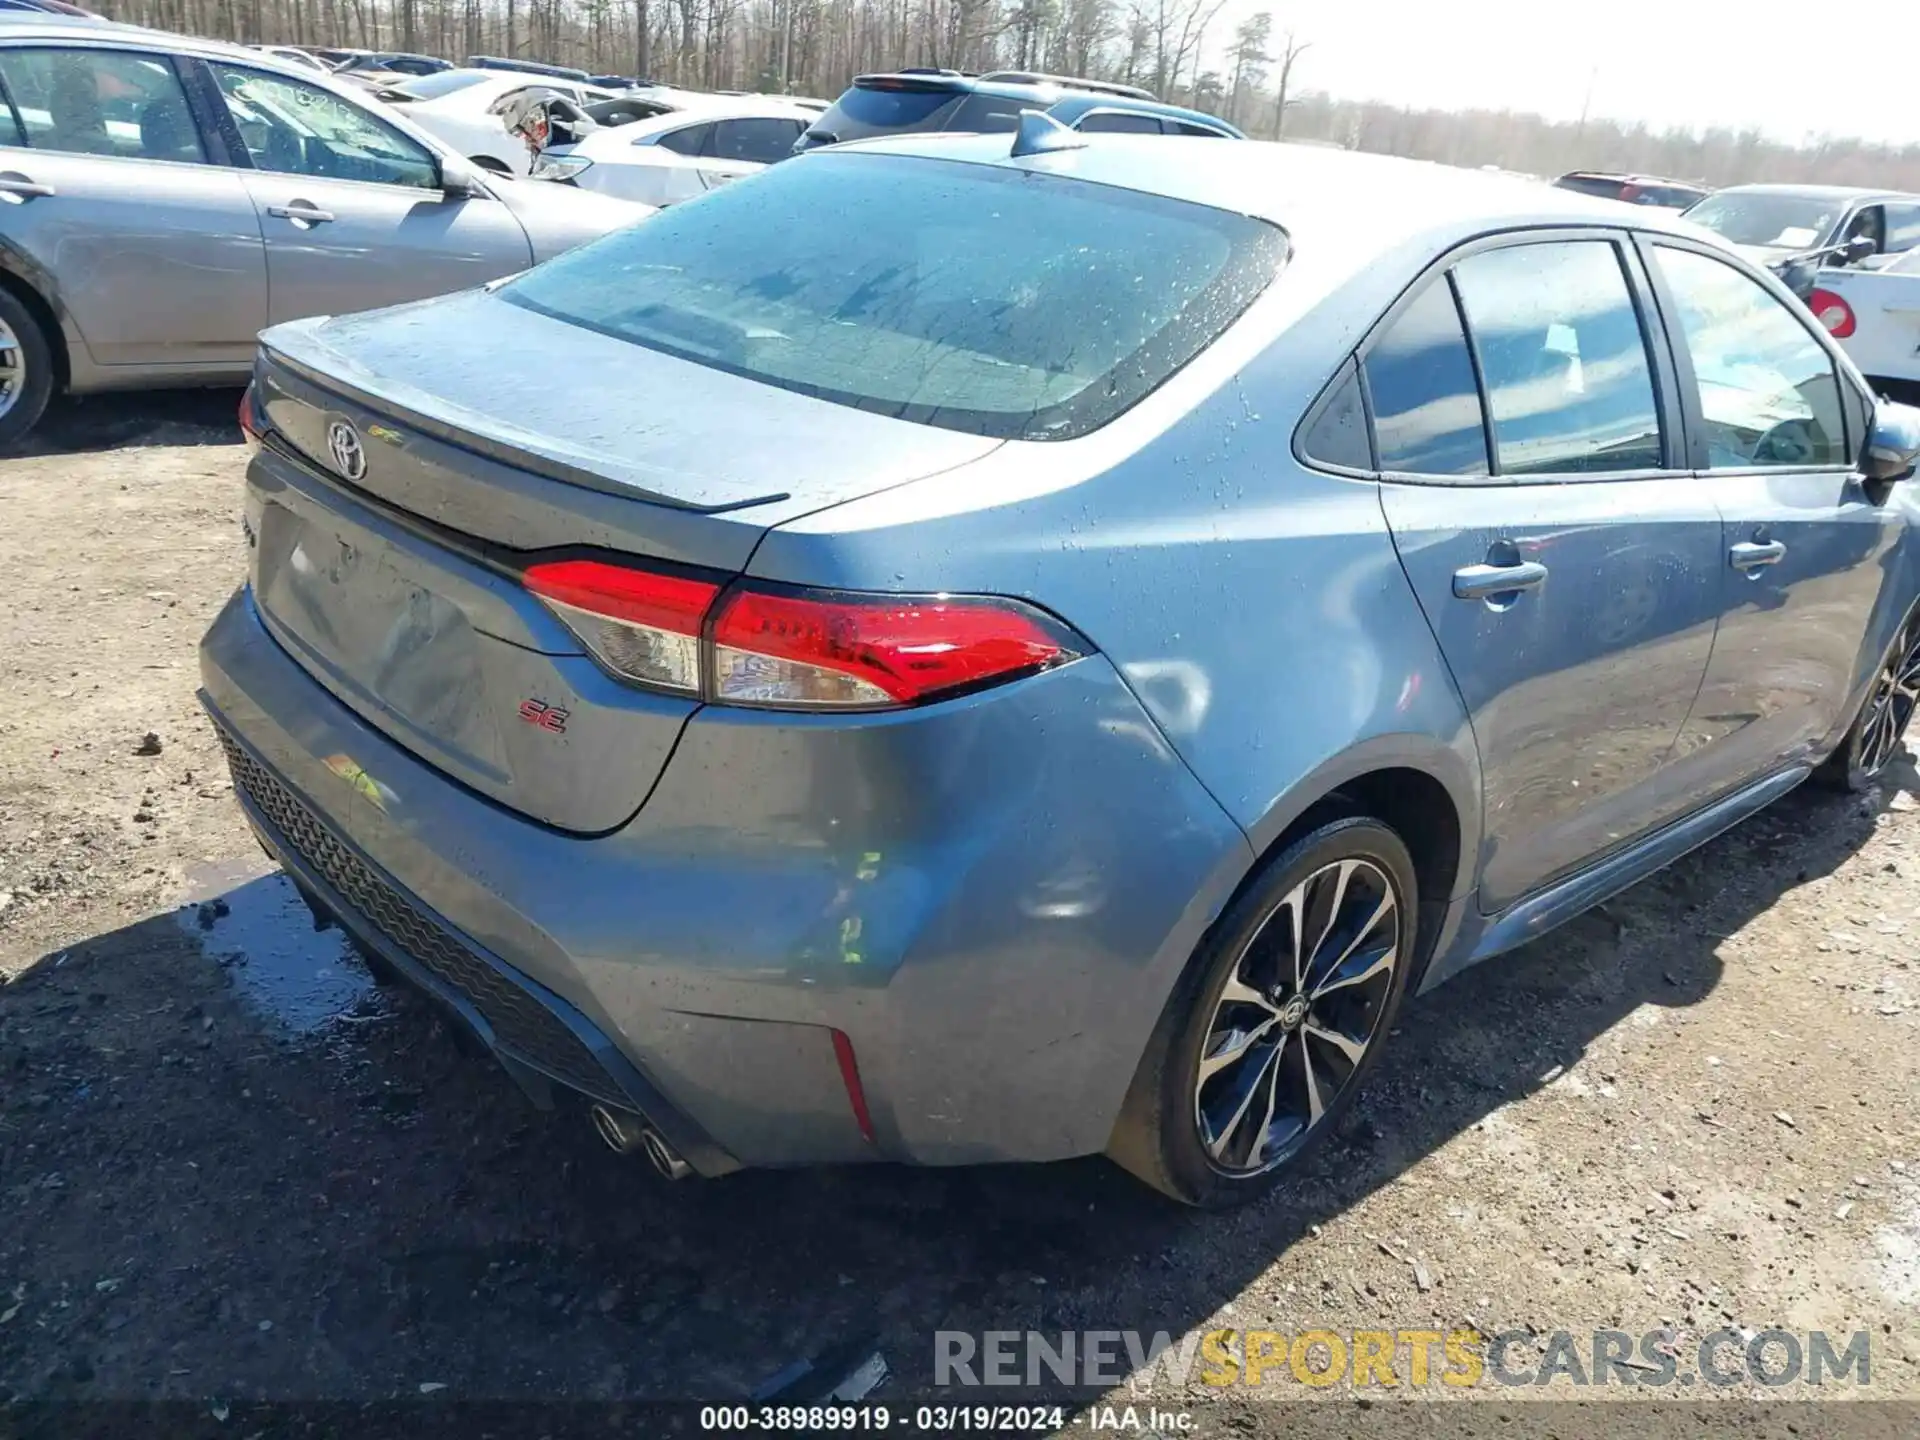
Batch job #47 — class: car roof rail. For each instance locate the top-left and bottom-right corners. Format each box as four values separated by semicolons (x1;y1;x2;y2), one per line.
977;70;1156;101
465;54;591;81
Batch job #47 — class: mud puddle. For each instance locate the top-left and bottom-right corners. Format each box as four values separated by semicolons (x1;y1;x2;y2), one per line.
176;857;374;1032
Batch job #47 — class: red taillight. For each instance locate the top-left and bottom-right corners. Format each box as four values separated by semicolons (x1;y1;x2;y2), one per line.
523;559;1083;710
524;558;720;695
238;384;266;449
711;587;1079;708
1808;287;1857;339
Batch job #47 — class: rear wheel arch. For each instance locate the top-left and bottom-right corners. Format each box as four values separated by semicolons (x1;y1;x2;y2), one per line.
1104;753;1475;1196
1246;761;1468;992
0;254;70;393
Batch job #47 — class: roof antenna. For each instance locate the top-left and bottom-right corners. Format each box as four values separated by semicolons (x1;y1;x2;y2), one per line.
1010;109;1088;159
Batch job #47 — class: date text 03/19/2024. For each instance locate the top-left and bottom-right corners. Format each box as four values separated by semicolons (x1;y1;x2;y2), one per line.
698;1404;1121;1432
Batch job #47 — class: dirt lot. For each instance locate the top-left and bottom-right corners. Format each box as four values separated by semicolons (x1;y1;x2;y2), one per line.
2;394;1917;1429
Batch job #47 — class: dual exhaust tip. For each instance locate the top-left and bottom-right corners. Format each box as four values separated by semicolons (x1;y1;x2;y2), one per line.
590;1103;693;1181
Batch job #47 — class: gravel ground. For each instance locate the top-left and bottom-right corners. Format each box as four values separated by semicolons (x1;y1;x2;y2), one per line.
1;395;1916;1431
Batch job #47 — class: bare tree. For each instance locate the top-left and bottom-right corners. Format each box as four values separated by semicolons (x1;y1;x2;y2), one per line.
1268;29;1307;138
1223;8;1267;129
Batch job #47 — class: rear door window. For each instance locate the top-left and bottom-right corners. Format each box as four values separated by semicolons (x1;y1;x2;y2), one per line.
708;116;804;164
1362;278;1489;476
653;121;713;155
0;46;205;163
1167;120;1228;137
1451;240;1664;475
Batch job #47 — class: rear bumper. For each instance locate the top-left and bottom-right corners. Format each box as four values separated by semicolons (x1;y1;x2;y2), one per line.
199;585;1251;1167
211;711;741;1177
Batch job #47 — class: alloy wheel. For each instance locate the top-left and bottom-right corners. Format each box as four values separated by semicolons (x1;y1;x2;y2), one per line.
1193;856;1400;1176
0;317;23;421
1858;627;1920;778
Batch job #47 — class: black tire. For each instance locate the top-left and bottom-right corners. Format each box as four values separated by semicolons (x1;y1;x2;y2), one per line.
1816;611;1920;792
0;286;55;450
1107;814;1419;1209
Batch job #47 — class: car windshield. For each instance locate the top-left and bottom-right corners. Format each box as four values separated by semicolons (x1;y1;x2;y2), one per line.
503;152;1285;441
392;70;494;100
1683;192;1842;249
802;83;961;142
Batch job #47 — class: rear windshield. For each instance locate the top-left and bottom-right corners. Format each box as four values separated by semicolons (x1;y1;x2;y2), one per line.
804;83;960;142
501;152;1285;441
1554;176;1623;200
392;70;493;100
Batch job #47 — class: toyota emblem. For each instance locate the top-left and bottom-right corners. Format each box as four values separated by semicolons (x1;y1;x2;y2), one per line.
325;418;366;481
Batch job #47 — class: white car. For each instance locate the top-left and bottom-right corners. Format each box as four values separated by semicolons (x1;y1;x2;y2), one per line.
250;45;333;75
527;95;817;206
380;68;620;175
1807;248;1920;398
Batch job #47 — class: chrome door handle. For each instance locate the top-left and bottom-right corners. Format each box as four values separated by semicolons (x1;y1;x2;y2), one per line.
0;177;54;199
267;202;334;224
1452;561;1549;600
1729;540;1786;570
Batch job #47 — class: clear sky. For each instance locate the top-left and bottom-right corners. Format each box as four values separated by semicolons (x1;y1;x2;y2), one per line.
1217;0;1920;148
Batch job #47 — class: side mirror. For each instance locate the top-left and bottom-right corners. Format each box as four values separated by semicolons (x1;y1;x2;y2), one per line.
439;154;482;198
1842;235;1877;266
1863;399;1920;482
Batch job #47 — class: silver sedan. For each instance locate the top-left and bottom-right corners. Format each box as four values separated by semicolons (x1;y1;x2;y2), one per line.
0;18;653;444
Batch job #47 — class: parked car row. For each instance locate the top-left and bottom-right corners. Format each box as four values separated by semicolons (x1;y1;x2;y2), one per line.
396;62;1243;196
0;18;654;444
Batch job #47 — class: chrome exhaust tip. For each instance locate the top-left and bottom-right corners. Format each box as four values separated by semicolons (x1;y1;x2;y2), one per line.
591;1104;694;1180
590;1103;644;1155
640;1127;694;1181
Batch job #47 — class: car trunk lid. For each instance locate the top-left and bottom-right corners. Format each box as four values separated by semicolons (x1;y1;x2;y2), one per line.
247;298;1000;832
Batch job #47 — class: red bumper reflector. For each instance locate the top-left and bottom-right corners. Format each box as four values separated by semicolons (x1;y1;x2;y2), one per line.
831;1028;876;1144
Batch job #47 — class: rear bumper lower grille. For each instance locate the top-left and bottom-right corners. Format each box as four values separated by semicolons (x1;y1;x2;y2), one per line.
212;725;628;1106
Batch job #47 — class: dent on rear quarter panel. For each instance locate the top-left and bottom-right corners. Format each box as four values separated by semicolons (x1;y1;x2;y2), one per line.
747;286;1485;916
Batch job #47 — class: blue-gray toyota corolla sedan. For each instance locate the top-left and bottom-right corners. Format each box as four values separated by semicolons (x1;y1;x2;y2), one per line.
201;121;1920;1206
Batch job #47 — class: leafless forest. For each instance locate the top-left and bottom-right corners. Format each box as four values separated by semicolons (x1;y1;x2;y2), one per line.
96;0;1920;188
